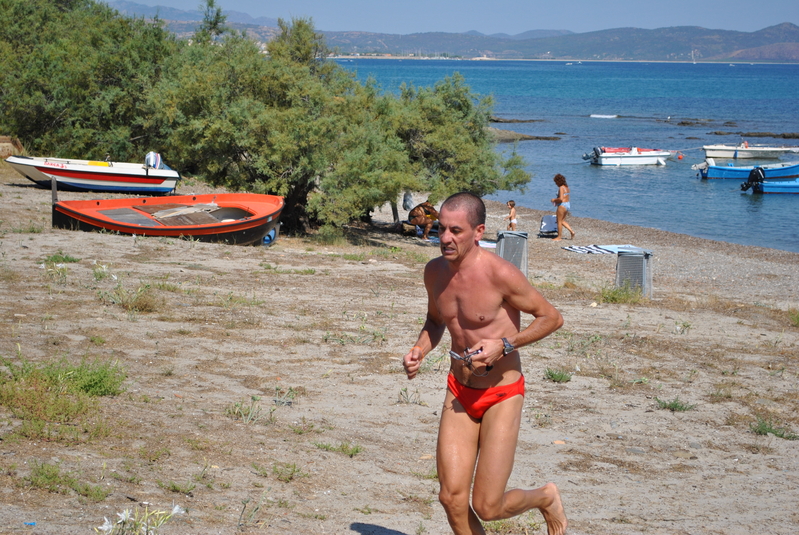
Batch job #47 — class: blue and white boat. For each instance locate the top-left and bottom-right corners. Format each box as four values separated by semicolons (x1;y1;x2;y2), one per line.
747;179;799;194
694;159;799;180
740;168;799;194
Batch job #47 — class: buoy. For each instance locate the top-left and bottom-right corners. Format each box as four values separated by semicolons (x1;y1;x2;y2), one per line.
678;153;683;160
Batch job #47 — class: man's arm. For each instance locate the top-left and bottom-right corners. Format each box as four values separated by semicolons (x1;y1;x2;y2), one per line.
504;264;563;349
403;262;447;379
470;261;563;369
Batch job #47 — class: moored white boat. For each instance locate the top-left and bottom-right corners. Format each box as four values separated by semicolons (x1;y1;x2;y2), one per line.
582;146;672;166
5;153;180;194
702;142;799;159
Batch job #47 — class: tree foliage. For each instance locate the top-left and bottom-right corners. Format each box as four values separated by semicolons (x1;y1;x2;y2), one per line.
0;1;530;232
194;0;227;44
0;0;177;159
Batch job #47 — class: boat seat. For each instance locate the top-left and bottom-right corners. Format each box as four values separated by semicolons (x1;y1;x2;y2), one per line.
156;211;220;226
99;208;164;227
132;202;222;226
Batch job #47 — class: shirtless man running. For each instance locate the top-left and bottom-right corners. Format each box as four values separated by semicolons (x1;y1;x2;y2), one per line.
403;192;568;535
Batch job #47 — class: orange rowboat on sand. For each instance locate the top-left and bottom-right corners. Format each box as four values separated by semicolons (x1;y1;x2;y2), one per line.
52;192;284;246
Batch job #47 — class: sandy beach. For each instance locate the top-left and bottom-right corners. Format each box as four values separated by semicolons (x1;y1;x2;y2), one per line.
1;163;798;534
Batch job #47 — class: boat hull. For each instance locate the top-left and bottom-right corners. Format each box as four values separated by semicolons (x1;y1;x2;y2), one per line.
699;161;799;179
702;144;796;159
6;155;179;194
584;147;671;166
751;179;799;194
52;193;284;245
593;153;669;166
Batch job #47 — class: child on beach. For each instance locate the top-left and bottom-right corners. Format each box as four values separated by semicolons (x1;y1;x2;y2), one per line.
504;200;517;230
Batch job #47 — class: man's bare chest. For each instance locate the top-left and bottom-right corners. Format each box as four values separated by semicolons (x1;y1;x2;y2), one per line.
434;278;505;329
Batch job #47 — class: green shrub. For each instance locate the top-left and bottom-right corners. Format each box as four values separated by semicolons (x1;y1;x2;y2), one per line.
544;368;572;383
598;282;643;304
26;461;109;501
750;417;798;440
314;225;347;246
655;397;695;412
44;250;81;264
0;356;125;443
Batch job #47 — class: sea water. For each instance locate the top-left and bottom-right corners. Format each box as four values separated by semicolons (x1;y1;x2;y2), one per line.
339;59;799;253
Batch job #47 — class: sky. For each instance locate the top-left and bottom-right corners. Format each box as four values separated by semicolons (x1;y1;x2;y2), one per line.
141;0;798;35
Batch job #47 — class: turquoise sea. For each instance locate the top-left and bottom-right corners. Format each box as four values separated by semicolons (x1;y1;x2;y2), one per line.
338;59;799;253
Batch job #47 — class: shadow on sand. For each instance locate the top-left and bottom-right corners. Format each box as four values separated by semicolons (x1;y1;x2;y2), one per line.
350;522;409;535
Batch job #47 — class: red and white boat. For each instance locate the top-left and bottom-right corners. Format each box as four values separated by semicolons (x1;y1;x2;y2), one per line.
52;192;284;246
5;152;180;194
583;146;673;166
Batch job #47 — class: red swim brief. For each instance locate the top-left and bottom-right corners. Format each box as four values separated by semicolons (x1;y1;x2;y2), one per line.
447;373;525;420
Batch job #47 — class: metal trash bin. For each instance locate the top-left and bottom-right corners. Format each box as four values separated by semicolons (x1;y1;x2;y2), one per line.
615;248;653;298
496;231;528;277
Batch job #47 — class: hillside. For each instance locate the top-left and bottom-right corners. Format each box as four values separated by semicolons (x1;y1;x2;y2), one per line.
105;2;799;62
321;23;799;62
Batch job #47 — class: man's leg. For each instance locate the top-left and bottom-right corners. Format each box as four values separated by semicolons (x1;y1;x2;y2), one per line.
437;389;485;535
471;396;568;535
409;216;432;239
553;206;566;241
422;220;434;239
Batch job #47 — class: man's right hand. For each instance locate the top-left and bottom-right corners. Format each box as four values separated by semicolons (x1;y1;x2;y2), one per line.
403;346;424;379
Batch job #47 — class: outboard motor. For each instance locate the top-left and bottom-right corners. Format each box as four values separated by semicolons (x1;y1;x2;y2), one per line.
740;166;765;192
583;147;603;161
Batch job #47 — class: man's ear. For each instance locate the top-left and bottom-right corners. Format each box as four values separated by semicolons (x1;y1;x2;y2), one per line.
475;224;486;241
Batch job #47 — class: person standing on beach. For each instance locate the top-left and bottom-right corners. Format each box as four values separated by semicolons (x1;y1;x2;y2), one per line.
402;192;568;535
504;200;517;231
550;174;575;241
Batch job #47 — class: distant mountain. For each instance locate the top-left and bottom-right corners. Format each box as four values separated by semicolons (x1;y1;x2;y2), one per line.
321;23;799;62
103;2;799;63
465;29;574;40
105;1;278;27
502;29;574;40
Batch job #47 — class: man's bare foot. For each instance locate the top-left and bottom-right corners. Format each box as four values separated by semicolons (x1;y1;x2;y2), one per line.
538;482;568;535
569;231;576;239
552;237;562;242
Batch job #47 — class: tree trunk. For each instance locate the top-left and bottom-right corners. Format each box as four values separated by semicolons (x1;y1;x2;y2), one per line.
280;181;315;234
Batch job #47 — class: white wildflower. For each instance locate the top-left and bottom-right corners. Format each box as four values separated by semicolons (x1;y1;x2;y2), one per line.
96;517;113;534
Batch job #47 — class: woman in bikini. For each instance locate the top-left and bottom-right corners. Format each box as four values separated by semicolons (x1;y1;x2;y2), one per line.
551;173;575;241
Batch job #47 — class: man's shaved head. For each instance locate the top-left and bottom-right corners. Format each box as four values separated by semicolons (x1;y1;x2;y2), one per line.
440;192;486;228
